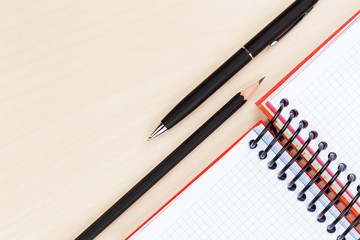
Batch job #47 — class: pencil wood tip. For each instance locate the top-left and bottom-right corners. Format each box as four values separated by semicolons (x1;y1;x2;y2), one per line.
241;77;264;100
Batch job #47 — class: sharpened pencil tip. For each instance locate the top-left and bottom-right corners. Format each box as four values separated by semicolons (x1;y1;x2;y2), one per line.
258;76;266;84
241;76;264;100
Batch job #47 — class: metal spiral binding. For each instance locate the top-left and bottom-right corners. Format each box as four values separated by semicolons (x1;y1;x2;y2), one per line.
317;173;356;223
307;163;347;212
338;213;360;240
327;185;360;233
249;98;289;149
267;120;308;170
258;109;298;160
297;152;337;201
250;100;360;240
287;141;327;191
278;130;318;181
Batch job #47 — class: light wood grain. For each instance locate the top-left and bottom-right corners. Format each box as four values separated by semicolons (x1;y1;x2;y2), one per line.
0;0;359;239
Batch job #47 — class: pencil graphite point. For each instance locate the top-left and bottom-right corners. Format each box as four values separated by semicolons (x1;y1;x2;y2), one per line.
259;76;265;84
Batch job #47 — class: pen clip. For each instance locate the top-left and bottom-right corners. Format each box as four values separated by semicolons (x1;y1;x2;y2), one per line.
270;6;315;47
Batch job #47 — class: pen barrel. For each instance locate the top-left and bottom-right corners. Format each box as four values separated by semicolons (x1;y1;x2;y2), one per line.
244;0;318;57
76;93;246;240
162;48;252;129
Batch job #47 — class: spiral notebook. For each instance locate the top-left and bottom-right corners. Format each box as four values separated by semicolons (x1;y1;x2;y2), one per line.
127;10;360;240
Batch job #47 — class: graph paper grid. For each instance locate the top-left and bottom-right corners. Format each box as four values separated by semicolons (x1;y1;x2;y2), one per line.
264;16;360;239
129;125;335;240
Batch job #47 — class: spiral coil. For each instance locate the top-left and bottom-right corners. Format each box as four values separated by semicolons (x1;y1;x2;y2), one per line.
250;99;360;240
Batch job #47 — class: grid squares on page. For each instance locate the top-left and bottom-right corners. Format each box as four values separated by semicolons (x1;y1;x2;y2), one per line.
265;37;360;239
288;40;360;176
148;130;329;240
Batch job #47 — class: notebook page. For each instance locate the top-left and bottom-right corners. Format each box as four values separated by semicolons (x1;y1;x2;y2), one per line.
264;15;360;201
128;124;336;240
259;15;360;235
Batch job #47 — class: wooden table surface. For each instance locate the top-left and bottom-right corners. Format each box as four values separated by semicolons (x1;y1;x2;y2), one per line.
1;0;359;239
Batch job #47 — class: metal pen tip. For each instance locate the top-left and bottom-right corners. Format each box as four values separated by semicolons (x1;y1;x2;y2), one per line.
148;123;167;140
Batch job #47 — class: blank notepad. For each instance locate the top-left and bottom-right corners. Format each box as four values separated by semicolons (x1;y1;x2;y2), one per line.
128;124;331;240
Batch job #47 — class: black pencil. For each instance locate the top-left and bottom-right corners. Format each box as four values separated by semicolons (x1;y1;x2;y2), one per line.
75;77;264;240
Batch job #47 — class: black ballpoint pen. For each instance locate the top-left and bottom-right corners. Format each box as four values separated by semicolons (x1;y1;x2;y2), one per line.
149;0;318;140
